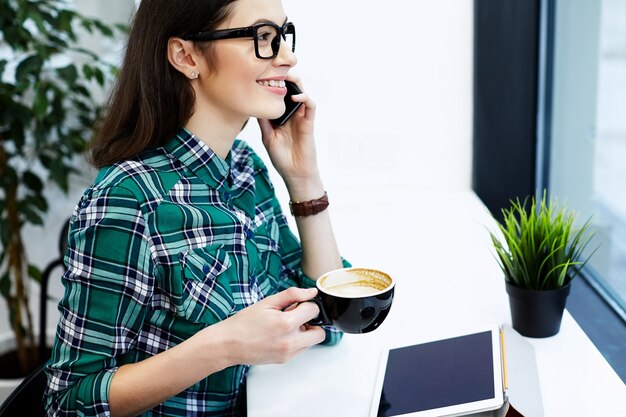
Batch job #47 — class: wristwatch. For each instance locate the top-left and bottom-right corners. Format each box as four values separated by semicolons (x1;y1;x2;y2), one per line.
289;192;329;217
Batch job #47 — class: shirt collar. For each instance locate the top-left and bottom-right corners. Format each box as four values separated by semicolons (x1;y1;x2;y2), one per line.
164;128;231;190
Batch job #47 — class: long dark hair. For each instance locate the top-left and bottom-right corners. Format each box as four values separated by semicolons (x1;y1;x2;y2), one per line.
90;0;237;168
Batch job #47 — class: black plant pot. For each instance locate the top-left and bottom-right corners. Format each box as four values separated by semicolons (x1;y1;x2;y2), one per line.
505;282;571;338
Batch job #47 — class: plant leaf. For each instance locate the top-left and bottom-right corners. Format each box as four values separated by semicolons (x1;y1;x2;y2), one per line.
22;171;44;193
488;190;595;289
15;54;43;82
28;264;42;284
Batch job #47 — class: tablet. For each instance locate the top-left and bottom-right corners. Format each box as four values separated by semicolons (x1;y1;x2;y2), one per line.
369;327;505;417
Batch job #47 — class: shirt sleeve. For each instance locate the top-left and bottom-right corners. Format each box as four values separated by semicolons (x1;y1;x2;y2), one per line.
44;185;154;417
270;198;351;346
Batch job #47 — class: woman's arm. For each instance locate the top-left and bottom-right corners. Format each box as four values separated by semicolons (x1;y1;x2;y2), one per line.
286;178;342;279
109;287;324;417
108;325;228;417
258;78;343;280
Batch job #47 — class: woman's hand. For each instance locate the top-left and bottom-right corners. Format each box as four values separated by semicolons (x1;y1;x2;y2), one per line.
212;287;326;366
257;77;320;191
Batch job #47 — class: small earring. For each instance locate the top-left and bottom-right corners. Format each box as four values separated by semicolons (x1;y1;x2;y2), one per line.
189;70;199;79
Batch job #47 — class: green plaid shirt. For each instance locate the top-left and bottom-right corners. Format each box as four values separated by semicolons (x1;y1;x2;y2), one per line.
44;129;345;416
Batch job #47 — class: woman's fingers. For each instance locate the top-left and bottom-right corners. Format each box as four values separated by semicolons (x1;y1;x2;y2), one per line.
299;324;326;347
283;299;320;328
221;287;326;365
257;117;274;146
262;287;317;311
283;302;299;312
290;92;316;120
292;327;326;353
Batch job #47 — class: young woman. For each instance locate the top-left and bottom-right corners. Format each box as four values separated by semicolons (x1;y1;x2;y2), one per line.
44;0;347;415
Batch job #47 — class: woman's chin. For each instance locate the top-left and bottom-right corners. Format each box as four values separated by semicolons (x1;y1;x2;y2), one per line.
248;103;287;122
264;104;287;120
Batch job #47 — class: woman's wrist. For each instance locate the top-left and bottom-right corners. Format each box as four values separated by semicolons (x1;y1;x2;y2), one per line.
284;175;325;202
194;324;237;371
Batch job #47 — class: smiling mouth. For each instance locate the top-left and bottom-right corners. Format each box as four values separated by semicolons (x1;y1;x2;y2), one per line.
257;80;286;88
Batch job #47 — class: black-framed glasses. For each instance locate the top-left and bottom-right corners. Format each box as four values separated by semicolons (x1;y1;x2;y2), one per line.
182;21;296;60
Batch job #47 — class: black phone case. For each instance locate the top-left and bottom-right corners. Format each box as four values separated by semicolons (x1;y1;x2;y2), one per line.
270;81;303;126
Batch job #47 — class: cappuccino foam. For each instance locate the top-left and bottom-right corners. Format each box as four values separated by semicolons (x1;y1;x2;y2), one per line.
324;282;381;297
320;269;390;297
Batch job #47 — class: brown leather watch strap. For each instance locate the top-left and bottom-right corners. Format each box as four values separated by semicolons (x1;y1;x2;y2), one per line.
289;192;329;217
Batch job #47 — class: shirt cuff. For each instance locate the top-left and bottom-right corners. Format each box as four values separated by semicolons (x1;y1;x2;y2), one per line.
320;326;344;346
46;367;118;417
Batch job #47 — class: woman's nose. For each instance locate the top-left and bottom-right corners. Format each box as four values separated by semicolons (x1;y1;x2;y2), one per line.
275;37;297;67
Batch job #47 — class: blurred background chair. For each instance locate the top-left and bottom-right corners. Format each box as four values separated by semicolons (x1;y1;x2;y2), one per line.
38;219;70;361
0;219;70;415
0;364;46;416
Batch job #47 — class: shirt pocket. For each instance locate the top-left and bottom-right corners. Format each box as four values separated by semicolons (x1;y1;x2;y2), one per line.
252;218;282;271
253;219;280;253
250;219;282;295
177;245;235;324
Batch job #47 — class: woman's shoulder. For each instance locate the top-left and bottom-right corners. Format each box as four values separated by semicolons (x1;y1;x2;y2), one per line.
94;147;185;193
92;160;155;200
88;149;183;208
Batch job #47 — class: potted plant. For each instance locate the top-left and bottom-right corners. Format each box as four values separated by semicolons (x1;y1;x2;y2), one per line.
489;191;595;338
0;0;121;397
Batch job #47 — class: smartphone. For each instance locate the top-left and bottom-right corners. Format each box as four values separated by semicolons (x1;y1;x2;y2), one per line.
270;80;303;127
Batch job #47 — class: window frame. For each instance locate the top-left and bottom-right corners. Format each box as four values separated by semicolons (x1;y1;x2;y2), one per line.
473;0;626;383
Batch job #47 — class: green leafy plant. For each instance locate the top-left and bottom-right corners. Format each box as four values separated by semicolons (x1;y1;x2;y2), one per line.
0;0;123;375
489;191;595;291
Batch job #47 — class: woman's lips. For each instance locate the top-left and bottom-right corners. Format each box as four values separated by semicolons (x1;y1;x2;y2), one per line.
257;79;287;95
257;79;286;88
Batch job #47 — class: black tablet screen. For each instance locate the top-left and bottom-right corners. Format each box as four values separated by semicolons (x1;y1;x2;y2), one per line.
377;331;495;416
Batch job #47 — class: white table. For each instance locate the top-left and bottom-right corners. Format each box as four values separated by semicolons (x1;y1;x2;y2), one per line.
247;189;626;417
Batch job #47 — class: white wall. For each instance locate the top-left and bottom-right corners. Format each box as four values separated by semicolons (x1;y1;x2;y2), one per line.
2;0;474;334
241;0;473;200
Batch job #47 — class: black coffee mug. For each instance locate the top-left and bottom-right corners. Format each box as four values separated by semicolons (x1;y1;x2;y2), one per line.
308;268;394;334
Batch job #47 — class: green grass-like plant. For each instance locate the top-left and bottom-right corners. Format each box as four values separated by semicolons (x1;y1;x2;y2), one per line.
490;192;595;290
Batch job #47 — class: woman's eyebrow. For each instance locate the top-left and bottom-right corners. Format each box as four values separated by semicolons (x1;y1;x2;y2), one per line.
252;16;288;25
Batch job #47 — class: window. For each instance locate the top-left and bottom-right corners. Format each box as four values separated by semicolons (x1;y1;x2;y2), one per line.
548;0;626;319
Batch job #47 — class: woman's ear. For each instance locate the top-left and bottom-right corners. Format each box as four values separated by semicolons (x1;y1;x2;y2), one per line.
167;37;201;79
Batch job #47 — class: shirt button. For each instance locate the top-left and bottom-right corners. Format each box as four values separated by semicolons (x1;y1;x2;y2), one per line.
203;265;210;274
246;229;254;239
224;192;231;201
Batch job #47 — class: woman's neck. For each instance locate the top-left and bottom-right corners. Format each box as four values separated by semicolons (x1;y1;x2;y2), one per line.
184;108;247;160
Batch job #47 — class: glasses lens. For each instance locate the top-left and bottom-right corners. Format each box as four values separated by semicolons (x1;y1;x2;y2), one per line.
255;24;280;58
283;24;295;53
255;24;295;58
